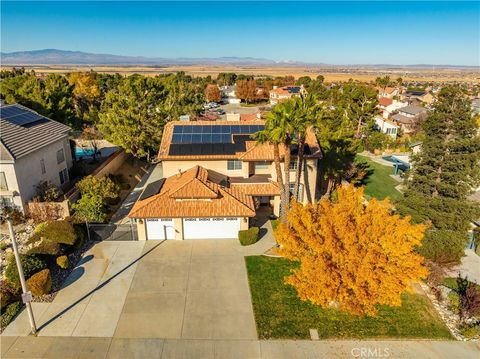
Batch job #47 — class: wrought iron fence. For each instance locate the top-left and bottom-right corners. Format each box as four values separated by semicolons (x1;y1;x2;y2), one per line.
86;222;137;241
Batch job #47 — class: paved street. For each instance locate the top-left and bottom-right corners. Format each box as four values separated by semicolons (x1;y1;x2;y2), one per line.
1;336;478;358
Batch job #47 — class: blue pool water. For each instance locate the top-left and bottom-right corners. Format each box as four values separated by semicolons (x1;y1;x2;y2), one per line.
75;148;95;157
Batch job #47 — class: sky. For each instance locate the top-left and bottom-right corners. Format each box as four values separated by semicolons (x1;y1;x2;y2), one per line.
1;1;479;66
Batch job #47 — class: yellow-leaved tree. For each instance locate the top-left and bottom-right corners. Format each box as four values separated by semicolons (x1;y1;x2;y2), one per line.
276;184;428;316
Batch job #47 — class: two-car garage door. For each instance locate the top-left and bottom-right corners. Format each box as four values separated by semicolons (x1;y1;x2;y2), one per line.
183;217;241;239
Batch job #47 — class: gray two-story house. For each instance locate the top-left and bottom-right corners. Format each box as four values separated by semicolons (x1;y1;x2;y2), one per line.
0;104;73;212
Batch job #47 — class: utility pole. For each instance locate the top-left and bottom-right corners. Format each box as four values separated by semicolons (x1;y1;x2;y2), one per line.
6;215;37;335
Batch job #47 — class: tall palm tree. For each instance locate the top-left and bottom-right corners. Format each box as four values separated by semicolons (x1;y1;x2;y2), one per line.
291;94;320;202
253;100;296;222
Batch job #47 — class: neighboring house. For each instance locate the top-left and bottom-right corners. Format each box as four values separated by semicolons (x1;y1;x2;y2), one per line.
0;104;73;212
391;114;416;135
378;97;393;110
381;100;409;119
269;85;305;105
397;105;427;118
401;90;434;105
378;87;399;99
220;85;241;104
374;116;398;138
129;120;321;240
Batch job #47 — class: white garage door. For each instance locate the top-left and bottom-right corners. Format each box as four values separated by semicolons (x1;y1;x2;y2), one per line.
183;217;241;239
146;218;175;240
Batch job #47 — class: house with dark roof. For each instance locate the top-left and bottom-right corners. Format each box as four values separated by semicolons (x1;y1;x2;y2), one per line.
0;104;72;212
129;120;321;240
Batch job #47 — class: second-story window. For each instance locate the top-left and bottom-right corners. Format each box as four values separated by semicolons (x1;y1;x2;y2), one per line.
0;172;8;190
40;159;46;174
227;160;242;170
254;161;270;170
56;149;65;164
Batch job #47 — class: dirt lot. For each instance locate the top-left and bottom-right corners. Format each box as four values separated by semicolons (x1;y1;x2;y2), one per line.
5;65;479;83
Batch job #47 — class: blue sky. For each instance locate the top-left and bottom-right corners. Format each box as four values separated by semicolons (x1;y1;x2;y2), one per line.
1;1;479;66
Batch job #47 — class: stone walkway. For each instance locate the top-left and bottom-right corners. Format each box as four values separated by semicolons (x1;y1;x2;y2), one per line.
1;336;478;358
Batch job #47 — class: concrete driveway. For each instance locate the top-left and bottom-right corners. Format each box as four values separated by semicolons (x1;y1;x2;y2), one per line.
3;239;257;340
114;240;256;339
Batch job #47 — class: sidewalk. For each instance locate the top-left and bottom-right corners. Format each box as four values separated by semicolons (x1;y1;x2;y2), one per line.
1;336;478;358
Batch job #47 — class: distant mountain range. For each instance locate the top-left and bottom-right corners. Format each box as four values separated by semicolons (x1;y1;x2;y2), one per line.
0;49;477;69
0;49;283;66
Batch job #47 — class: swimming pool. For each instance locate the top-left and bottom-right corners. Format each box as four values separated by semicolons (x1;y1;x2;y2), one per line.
382;155;410;174
75;147;96;157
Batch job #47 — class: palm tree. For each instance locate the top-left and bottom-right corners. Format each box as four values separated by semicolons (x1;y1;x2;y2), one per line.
291;94;320;201
253;100;296;222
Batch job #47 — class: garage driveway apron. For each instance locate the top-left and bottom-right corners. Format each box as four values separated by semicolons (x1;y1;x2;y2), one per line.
113;239;258;339
3;239;257;340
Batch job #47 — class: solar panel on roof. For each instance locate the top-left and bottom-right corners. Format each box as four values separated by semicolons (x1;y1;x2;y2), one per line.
0;106;44;126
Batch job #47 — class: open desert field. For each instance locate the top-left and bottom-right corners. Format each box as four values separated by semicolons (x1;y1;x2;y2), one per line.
3;64;479;83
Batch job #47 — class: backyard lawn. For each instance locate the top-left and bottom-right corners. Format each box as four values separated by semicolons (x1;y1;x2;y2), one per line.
245;256;452;340
356;155;402;201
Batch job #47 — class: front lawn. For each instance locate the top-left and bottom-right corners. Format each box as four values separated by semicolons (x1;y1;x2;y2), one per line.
356;155;402;201
245;256;452;339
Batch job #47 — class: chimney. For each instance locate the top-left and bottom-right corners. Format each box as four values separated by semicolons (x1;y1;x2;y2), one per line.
177;169;182;177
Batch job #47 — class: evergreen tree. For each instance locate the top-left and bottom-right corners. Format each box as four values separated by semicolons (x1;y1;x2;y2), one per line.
397;86;480;264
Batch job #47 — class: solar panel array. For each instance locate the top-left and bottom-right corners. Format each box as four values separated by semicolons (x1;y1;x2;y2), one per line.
171;124;264;144
0;106;44;126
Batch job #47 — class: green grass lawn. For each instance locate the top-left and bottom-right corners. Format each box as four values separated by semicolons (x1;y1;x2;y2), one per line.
245;256;452;340
356;155;402;201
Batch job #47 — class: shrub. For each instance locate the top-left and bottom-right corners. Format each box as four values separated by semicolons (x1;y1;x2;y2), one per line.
448;292;460;314
0;281;19;309
0;240;8;250
27;238;62;256
5;254;47;288
56;255;69;269
458;322;480;339
418;230;467;265
26;269;52;296
34;181;61;202
461;284;480;319
0;207;24;225
34;221;77;245
238;227;260;246
271;219;279;231
0;301;21;330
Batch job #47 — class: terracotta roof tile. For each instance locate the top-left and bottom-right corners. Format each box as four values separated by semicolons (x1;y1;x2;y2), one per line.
129;165;256;218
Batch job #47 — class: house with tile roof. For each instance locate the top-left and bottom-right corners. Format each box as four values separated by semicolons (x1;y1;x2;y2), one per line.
129;120;321;240
269;85;306;105
0;103;73;212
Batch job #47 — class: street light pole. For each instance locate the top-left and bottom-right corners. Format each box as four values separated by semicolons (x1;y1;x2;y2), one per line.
6;215;37;335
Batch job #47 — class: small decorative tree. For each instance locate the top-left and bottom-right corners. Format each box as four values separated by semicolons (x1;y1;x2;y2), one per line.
276;185;428;316
71;175;119;223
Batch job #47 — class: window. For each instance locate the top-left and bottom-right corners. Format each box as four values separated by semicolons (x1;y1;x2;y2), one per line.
386;128;397;135
0;172;7;190
40;159;46;174
59;168;68;184
254;161;270;170
289;161;303;171
289;183;304;202
56;149;65;164
227;160;242;170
